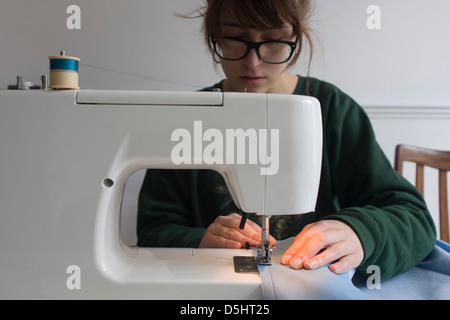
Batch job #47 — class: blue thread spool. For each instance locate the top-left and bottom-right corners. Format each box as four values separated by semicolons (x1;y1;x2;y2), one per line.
48;52;80;89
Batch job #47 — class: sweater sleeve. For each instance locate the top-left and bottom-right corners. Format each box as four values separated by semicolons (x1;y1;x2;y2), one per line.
136;169;206;248
317;82;436;280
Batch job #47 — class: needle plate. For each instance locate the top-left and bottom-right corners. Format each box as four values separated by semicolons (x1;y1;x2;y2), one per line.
233;256;259;273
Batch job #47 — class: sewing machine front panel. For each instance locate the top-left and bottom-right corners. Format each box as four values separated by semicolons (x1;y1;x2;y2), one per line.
0;89;321;298
0;90;266;299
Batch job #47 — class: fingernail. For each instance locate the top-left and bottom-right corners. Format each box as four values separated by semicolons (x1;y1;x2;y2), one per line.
290;257;302;269
305;259;317;269
281;255;291;265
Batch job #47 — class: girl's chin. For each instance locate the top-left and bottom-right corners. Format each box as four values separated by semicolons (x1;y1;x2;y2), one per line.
223;78;268;93
237;83;267;93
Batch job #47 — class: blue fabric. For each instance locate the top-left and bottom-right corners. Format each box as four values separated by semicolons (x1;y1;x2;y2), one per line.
354;240;450;300
436;239;450;253
260;238;450;300
416;240;450;275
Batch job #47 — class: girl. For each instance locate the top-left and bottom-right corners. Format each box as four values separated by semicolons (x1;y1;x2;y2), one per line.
137;0;436;282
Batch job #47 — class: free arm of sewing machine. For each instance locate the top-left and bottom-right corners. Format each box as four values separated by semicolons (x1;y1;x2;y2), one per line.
91;90;323;265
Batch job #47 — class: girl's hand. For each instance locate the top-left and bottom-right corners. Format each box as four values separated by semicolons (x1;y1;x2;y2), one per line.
199;213;277;249
280;220;364;274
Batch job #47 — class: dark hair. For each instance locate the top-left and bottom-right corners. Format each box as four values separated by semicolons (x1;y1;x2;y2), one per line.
199;0;314;69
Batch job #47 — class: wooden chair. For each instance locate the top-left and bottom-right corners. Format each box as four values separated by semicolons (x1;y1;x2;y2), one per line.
394;144;450;243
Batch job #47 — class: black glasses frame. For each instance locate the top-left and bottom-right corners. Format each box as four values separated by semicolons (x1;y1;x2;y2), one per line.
211;36;298;64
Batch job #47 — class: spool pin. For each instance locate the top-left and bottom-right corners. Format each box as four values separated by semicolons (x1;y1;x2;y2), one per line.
48;51;80;90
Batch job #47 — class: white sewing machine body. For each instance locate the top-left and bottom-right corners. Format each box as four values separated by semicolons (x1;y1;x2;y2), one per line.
0;89;322;299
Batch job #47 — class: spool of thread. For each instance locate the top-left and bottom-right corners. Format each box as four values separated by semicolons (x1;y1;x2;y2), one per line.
48;53;80;89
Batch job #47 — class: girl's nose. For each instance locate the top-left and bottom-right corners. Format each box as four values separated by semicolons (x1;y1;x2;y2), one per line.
243;48;263;67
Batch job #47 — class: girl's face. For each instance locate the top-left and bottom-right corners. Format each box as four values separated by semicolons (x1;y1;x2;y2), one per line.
219;20;297;94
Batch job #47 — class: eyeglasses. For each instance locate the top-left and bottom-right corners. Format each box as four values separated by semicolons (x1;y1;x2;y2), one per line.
211;36;298;64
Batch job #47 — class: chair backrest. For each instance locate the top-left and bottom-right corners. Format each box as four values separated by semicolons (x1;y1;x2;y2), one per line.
394;144;450;243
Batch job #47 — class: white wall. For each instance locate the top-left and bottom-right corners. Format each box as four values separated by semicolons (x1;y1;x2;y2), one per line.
0;0;217;91
2;0;449;241
308;0;450;107
2;0;450;104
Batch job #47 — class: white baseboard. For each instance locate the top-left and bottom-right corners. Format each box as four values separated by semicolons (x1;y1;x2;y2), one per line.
363;106;450;119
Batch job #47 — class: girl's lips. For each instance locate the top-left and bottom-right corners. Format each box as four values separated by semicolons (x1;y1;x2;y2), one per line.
240;76;265;85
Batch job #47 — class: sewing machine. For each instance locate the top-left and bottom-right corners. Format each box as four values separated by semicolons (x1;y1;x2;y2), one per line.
0;89;322;299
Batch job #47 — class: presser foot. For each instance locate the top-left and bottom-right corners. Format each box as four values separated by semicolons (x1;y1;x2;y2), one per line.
232;243;272;274
255;243;272;265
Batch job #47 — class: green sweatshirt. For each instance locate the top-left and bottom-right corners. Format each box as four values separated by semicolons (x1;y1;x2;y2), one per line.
137;75;436;280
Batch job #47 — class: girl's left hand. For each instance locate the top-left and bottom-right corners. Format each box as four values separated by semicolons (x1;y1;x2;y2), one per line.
280;220;364;274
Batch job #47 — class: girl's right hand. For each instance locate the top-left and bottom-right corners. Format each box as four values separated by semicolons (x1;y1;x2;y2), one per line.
199;213;276;249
